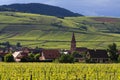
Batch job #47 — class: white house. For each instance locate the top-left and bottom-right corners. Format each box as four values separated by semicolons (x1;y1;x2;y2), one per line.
12;51;22;62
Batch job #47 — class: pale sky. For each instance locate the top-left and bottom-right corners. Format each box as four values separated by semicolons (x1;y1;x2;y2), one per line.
0;0;119;17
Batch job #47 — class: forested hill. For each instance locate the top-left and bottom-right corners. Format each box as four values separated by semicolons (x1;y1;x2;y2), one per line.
0;3;83;17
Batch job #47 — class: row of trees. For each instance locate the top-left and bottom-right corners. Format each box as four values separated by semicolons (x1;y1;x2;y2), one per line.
21;53;41;62
0;41;22;48
4;53;41;62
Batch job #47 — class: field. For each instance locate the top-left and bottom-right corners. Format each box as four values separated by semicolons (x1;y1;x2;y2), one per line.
0;63;120;80
0;12;120;49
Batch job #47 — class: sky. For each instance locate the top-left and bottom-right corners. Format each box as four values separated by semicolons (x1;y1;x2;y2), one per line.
0;0;120;17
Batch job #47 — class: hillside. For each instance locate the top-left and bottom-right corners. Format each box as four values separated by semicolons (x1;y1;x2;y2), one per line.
0;12;120;49
0;3;82;17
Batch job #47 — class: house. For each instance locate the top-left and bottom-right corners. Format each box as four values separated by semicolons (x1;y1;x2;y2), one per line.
12;51;29;62
12;51;23;62
86;49;110;63
60;49;71;54
22;47;30;53
40;49;60;61
0;48;9;57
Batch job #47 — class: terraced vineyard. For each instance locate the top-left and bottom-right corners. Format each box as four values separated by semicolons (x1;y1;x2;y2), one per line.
0;12;120;49
0;63;120;80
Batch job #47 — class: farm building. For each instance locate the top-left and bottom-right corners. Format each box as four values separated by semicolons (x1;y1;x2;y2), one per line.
40;49;60;61
12;51;22;62
12;51;29;62
86;49;110;63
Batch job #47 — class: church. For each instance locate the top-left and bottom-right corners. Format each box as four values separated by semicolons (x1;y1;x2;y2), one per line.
70;32;88;54
70;32;88;62
70;32;110;63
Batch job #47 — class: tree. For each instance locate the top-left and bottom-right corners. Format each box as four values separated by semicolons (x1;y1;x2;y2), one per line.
16;42;22;47
72;51;80;62
21;57;28;62
72;51;79;57
107;43;118;62
4;53;14;62
118;55;120;63
5;41;11;48
34;54;40;61
58;54;75;63
28;53;35;62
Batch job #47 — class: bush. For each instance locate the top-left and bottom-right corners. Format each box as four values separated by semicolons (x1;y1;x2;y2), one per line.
85;58;91;63
21;57;28;62
118;55;120;63
27;53;35;62
34;54;40;61
4;53;14;62
58;54;75;63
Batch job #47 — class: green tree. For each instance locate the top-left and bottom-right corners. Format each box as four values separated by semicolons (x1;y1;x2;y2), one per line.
72;51;80;62
72;51;79;57
118;55;120;63
4;53;14;62
21;57;27;62
58;54;74;63
34;54;40;61
5;41;11;48
28;53;35;62
16;42;22;47
107;43;118;62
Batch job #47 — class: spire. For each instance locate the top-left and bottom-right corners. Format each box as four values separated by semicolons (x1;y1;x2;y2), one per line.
71;32;76;43
71;32;76;51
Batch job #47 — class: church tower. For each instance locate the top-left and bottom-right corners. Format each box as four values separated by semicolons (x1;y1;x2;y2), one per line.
71;32;76;51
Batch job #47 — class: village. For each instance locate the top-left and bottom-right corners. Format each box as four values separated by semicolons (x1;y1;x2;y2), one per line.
0;32;118;63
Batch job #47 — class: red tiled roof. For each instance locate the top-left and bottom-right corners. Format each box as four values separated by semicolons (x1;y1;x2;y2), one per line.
0;52;8;56
21;52;28;57
118;50;120;54
42;49;60;59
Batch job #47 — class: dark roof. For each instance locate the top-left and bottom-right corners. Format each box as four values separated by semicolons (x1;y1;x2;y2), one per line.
21;52;28;57
88;49;109;58
32;48;43;54
76;47;88;53
74;53;82;58
22;47;30;50
42;49;60;59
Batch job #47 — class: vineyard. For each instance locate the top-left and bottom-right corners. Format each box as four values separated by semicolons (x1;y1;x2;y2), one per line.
0;63;120;80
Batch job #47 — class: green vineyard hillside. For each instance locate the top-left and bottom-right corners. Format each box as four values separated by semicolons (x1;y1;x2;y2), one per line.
0;12;120;49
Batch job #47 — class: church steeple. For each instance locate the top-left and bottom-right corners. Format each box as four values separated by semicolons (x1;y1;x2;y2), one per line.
71;32;76;51
71;32;76;43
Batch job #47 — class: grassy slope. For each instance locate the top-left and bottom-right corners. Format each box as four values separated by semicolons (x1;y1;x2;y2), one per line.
0;12;120;49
